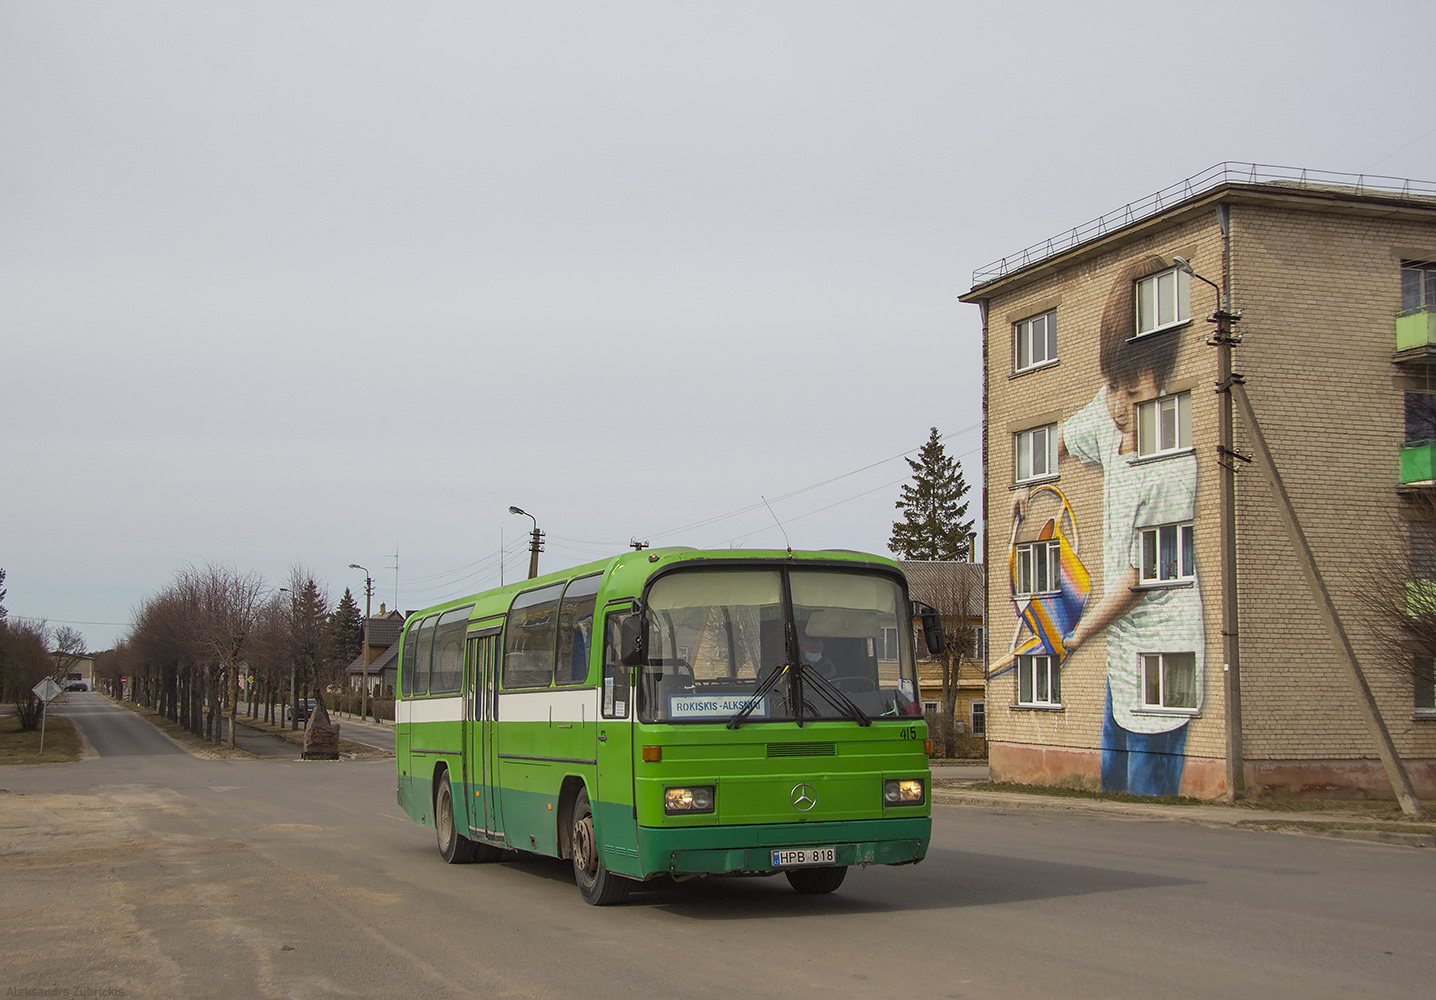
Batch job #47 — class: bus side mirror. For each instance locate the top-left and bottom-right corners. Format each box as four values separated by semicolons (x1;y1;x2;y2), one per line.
915;603;946;656
620;616;645;666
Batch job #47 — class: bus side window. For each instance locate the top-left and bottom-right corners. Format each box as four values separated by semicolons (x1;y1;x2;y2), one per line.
556;574;602;686
602;611;633;719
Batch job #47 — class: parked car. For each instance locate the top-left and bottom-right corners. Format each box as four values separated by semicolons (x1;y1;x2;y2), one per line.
63;681;88;692
286;699;317;723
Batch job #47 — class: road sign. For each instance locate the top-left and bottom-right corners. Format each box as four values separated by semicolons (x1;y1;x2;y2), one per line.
33;677;62;703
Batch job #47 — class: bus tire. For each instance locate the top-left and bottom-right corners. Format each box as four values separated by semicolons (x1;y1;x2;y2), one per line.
435;772;476;864
786;866;847;894
571;787;630;905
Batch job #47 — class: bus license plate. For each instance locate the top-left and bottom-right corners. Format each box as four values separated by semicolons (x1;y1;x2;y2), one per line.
771;847;837;868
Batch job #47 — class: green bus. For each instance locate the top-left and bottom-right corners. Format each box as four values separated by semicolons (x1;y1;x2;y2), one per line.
395;546;943;905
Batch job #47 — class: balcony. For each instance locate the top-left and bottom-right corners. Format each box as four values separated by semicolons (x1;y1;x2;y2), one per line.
1395;307;1436;361
1401;440;1436;485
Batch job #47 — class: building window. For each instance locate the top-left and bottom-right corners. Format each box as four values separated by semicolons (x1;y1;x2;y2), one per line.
969;625;985;661
1015;309;1057;372
1015;540;1061;597
1139;523;1195;584
970;700;986;736
1415;658;1436;711
923;700;940;714
1141;652;1197;710
1410;522;1436;580
874;626;899;661
1137;391;1191;457
1018;654;1060;706
1136;267;1191;336
1402;260;1436;313
1015;423;1058;482
1406;392;1436;445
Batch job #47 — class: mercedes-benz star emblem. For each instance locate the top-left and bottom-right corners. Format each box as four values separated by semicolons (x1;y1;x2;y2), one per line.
790;783;817;812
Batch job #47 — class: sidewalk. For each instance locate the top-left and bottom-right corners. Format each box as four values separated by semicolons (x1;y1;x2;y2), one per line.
929;770;1436;848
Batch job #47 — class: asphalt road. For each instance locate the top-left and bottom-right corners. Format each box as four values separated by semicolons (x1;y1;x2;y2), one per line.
49;690;185;756
1;700;1431;1000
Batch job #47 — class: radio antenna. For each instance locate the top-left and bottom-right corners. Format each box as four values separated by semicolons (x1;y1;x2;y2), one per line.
761;495;792;556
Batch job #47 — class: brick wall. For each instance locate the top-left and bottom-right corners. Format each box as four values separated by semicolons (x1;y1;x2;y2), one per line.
973;189;1436;798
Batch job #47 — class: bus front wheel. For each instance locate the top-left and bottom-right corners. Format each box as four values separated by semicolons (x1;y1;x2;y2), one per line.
571;787;630;905
435;772;476;864
786;866;847;894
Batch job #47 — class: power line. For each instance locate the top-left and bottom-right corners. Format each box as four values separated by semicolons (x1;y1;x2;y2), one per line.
8;615;129;627
1362;124;1436;173
393;423;982;592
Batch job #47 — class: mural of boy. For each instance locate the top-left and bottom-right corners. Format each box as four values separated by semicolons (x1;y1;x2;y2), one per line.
1060;255;1204;796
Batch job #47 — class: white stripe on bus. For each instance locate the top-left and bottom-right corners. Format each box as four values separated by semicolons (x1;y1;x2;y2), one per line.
397;697;463;725
498;688;600;724
398;689;600;725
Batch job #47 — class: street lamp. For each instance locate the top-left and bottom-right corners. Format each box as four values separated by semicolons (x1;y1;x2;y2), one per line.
1173;254;1246;801
508;506;544;579
278;587;298;730
349;563;373;722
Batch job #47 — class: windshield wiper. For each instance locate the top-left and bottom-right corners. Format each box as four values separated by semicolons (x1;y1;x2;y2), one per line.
726;662;790;730
798;666;871;727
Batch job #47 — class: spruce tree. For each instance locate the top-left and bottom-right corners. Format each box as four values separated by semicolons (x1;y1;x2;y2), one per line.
327;587;364;668
889;427;973;561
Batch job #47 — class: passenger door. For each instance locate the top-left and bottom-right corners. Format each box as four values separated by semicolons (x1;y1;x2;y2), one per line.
594;606;639;871
466;628;504;842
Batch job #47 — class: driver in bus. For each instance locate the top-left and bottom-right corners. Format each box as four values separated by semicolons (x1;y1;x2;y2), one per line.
799;632;841;680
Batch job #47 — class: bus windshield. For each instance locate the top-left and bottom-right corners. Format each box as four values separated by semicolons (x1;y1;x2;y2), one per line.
637;567;920;724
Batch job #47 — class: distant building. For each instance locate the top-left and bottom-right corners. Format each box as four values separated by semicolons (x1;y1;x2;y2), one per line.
962;163;1436;798
54;653;95;689
345;606;407;696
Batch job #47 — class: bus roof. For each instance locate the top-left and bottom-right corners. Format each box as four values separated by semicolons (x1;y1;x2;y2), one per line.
400;547;904;630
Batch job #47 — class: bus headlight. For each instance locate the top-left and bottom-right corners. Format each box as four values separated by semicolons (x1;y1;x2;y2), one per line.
883;779;925;806
664;786;715;815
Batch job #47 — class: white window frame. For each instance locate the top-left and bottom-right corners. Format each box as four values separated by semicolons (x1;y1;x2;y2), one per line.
1136;391;1191;458
1015;539;1061;597
1017;653;1060;707
970;700;986;736
1139;522;1195;585
923;700;940;714
1015;423;1058;483
875;626;899;661
1014;309;1057;373
1139;652;1198;712
1135;267;1191;336
1402;260;1436;314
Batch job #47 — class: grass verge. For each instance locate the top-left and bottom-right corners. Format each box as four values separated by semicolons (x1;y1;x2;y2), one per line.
0;713;83;765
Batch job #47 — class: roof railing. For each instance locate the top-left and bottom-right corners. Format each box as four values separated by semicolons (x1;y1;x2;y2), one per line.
970;161;1436;286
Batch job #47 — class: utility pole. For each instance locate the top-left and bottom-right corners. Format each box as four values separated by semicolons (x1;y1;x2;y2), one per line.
1176;249;1247;801
350;564;373;723
279;587;298;730
509;506;544;579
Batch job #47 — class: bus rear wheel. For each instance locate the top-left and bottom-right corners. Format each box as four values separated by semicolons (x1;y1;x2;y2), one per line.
435;772;476;864
571;787;630;905
786;866;847;894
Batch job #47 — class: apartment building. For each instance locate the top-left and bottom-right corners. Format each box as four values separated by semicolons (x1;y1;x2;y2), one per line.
961;163;1436;799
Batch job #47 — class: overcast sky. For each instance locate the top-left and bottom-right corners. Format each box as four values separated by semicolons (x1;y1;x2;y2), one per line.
3;1;1432;651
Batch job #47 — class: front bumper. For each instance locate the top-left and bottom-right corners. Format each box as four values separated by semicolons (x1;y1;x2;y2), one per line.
636;816;930;876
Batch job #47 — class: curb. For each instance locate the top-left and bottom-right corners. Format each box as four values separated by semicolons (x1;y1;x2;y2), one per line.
932;787;1435;848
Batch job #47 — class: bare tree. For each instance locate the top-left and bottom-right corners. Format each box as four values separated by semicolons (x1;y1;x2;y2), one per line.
190;564;265;749
905;562;982;759
51;625;87;681
1349;490;1436;705
1;620;54;730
